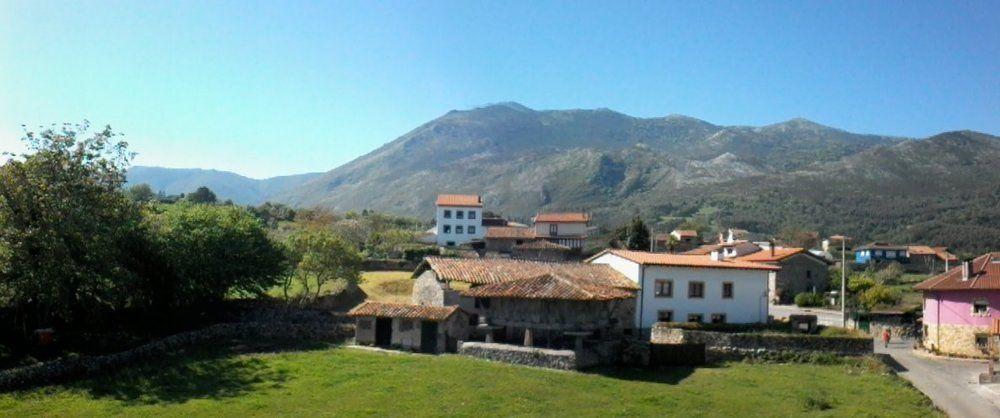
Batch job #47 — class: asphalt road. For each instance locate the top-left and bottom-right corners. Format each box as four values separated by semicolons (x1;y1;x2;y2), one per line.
876;339;1000;418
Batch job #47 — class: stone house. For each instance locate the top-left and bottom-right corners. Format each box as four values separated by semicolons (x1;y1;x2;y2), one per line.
907;245;959;274
734;246;832;304
915;253;1000;358
483;226;536;253
511;240;573;262
348;301;470;353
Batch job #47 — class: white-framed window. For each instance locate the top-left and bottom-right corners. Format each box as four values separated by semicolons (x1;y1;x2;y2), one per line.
654;279;673;298
973;299;989;315
468;211;477;220
722;282;734;299
688;281;705;298
687;313;703;323
468;226;476;234
443;210;452;219
657;310;673;322
456;225;464;234
456;210;464;219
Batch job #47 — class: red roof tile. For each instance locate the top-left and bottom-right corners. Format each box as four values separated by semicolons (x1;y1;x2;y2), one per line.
914;253;1000;291
435;194;482;207
589;249;780;271
533;213;590;223
734;247;807;263
462;273;635;301
419;257;638;289
347;301;463;321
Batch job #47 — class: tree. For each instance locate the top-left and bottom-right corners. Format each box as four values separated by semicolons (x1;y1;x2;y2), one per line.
284;228;363;302
186;186;217;204
858;284;901;310
0;122;146;330
625;216;651;251
126;183;157;203
145;202;287;305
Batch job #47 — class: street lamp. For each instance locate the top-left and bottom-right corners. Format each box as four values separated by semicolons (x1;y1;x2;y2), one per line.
830;235;851;327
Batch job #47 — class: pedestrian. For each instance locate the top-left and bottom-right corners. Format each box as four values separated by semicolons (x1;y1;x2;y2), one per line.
882;328;891;348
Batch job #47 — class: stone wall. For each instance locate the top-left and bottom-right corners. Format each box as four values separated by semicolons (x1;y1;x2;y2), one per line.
651;326;872;361
458;341;582;370
923;323;991;358
0;321;353;392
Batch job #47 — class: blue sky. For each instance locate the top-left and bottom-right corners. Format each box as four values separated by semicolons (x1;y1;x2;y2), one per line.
2;1;997;178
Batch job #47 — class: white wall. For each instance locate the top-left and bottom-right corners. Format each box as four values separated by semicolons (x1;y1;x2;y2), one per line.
435;205;484;246
590;253;770;330
533;221;587;237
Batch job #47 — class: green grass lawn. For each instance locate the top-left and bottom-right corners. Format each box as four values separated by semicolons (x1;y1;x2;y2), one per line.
0;343;940;417
266;271;413;303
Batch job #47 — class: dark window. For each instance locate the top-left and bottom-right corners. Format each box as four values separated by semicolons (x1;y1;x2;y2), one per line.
657;310;673;322
975;333;989;349
456;210;464;219
806;270;812;279
687;313;703;323
468;314;480;326
688;281;705;298
722;282;733;299
655;280;673;297
549;224;558;236
711;313;727;324
474;298;491;309
443;225;451;234
443;210;452;219
446;241;455;246
468;226;476;234
973;299;989;315
456;226;464;234
468;211;476;220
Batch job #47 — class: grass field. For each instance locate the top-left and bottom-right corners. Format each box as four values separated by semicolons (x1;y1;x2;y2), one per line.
0;342;940;417
266;271;413;303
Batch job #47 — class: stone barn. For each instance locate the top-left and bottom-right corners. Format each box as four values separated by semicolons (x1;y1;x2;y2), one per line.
462;272;637;348
348;301;470;353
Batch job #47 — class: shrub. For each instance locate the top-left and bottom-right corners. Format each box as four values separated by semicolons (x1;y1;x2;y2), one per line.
859;284;902;310
794;292;826;307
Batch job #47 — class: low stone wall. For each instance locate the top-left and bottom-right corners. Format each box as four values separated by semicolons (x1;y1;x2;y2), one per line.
0;321;353;392
458;342;582;370
652;326;872;362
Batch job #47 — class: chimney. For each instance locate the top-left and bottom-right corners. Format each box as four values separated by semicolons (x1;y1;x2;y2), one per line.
710;250;722;261
961;260;972;281
769;240;775;257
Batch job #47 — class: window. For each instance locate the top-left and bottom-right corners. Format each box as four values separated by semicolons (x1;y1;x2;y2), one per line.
444;210;452;219
468;211;477;220
456;225;464;234
687;313;703;323
399;319;414;331
973;299;989;315
654;280;673;297
358;319;372;330
688;281;705;298
456;210;464;219
806;270;812;279
975;333;989;350
657;310;674;322
468;226;476;234
722;282;733;299
711;313;727;324
446;241;455;246
443;225;451;234
549;223;558;236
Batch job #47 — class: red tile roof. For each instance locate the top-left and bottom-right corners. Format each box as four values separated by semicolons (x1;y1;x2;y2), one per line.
485;227;536;240
533;212;590;223
914;253;1000;291
462;273;635;301
419;257;638;289
435;194;482;207
734;247;807;263
589;249;780;271
682;244;724;255
347;301;464;321
908;245;959;262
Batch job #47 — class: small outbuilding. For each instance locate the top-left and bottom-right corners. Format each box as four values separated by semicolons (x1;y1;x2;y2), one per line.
348;301;470;353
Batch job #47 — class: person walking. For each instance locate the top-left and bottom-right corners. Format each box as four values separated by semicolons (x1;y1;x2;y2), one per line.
882;328;891;348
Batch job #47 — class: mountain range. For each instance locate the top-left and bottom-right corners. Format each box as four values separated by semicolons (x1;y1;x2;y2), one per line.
127;103;1000;254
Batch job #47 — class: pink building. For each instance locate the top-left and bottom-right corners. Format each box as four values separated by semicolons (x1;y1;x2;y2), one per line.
915;252;1000;357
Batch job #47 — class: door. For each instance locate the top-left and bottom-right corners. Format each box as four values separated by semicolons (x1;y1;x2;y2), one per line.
375;317;392;346
420;321;439;353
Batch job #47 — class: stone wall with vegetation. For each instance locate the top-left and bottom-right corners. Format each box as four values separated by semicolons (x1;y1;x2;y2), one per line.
458;342;584;370
0;322;353;392
651;325;872;362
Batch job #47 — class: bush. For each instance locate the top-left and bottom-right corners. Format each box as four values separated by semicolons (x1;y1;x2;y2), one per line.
859;284;902;310
401;245;440;263
794;292;826;307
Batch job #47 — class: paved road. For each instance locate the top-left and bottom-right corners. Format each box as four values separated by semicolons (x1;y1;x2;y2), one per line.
769;304;843;326
875;339;1000;418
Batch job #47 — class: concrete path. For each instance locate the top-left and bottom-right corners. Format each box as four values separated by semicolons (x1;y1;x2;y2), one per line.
875;338;1000;418
769;304;844;326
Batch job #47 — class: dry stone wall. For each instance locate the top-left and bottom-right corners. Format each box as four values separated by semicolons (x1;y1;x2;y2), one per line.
652;325;872;361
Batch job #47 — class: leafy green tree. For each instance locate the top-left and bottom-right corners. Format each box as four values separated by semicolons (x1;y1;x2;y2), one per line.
859;284;902;310
145;202;287;305
186;186;217;204
284;228;363;302
625;216;651;251
126;183;157;203
0;123;145;329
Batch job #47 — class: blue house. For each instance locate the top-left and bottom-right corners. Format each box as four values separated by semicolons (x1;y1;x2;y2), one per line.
854;242;909;264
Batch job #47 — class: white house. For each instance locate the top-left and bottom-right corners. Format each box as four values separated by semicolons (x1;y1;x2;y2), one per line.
532;212;590;249
435;194;484;247
587;249;779;331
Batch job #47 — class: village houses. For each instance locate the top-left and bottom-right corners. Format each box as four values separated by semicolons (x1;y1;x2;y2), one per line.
915;252;1000;358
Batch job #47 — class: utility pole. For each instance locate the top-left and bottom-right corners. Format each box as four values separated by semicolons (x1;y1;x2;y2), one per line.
831;235;851;328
